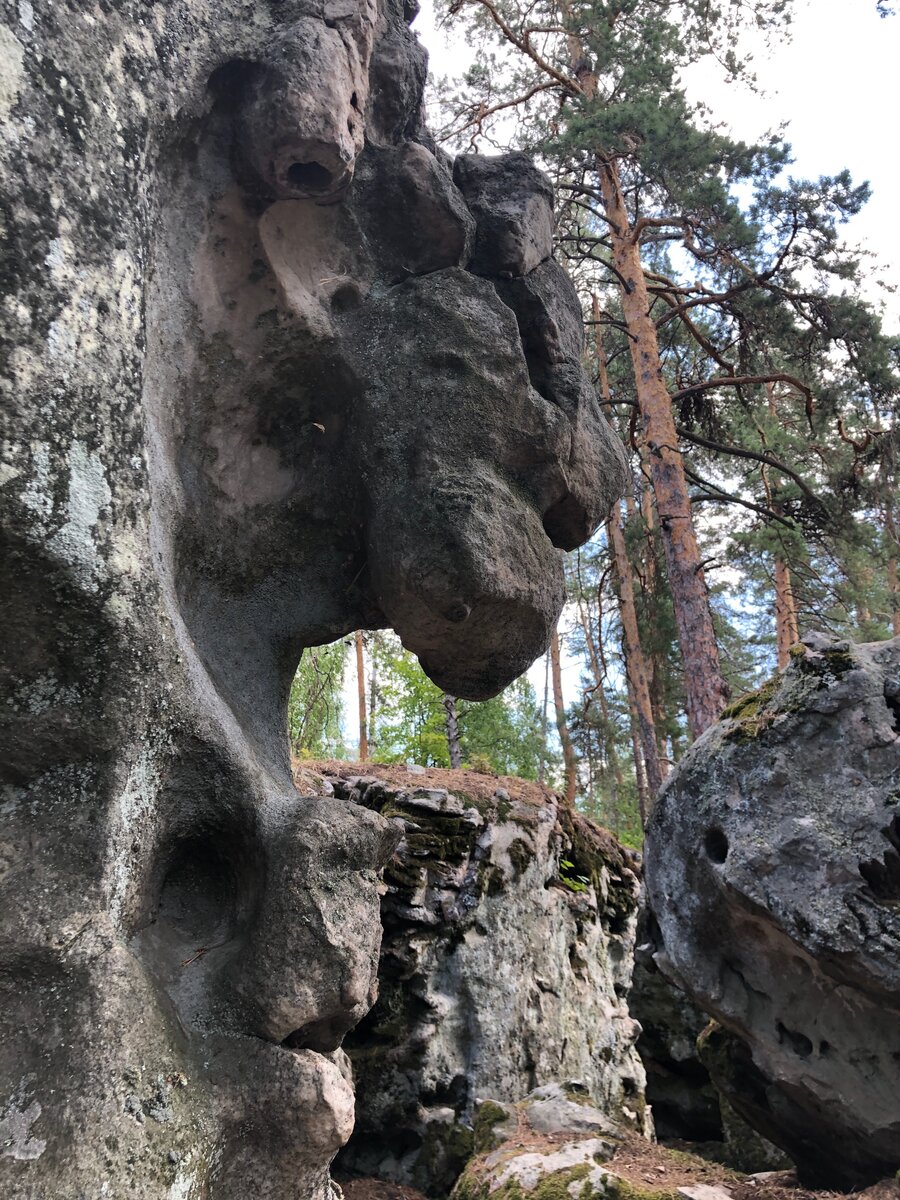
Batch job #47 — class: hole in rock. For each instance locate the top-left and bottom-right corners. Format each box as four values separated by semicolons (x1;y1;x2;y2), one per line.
350;91;359;109
330;282;361;313
156;835;243;945
704;826;729;864
884;680;900;731
542;492;590;552
206;59;264;111
283;1017;346;1055
859;815;900;901
776;1021;813;1058
286;161;333;193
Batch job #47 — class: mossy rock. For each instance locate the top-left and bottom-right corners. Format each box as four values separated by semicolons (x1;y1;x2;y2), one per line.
473;1100;510;1153
722;642;859;744
416;1119;476;1193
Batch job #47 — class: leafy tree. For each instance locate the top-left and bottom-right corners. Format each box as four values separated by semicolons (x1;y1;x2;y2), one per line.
288;641;348;759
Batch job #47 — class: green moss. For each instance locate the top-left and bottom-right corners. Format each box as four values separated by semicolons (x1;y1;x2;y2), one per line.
474;1101;510;1153
721;675;781;742
531;1164;593;1200
555;807;637;928
508;837;535;880
416;1120;476;1188
455;1162;600;1200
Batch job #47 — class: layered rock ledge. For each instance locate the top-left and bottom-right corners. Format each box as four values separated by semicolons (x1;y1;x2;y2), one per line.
298;763;649;1195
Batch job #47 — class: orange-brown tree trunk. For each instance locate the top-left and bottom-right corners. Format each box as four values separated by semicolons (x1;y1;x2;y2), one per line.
355;630;369;761
608;508;665;800
550;628;578;804
597;158;729;738
774;556;800;669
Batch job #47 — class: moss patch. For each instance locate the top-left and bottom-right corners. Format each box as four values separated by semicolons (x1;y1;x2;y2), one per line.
721;675;781;743
473;1101;509;1154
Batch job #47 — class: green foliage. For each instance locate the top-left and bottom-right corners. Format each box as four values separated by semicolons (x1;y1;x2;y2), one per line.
371;633;547;776
287;641;347;759
557;858;590;893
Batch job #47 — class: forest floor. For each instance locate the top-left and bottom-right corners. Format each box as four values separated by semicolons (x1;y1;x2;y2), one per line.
338;1132;900;1200
294;757;558;809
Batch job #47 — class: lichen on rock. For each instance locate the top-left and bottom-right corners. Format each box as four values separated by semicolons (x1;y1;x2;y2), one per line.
0;0;627;1193
311;764;648;1195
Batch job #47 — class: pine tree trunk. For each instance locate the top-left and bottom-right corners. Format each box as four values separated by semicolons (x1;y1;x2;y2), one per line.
578;594;625;803
625;675;650;827
368;632;379;757
355;630;368;761
443;694;463;768
607;510;664;800
774;555;800;669
886;508;900;637
550;628;578;804
596;157;729;738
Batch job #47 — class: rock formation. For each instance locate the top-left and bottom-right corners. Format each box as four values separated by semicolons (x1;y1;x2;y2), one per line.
301;765;648;1195
0;0;626;1195
631;913;789;1172
645;635;900;1188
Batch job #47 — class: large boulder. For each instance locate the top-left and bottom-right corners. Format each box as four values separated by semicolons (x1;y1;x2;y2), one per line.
645;635;900;1188
312;765;649;1195
0;0;626;1195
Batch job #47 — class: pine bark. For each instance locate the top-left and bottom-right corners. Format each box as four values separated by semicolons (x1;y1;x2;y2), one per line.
550;628;578;804
443;694;463;769
596;157;729;738
774;555;800;669
355;630;369;761
607;509;664;801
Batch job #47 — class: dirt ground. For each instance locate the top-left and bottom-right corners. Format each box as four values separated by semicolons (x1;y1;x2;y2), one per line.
608;1133;898;1200
337;1134;900;1200
296;758;557;811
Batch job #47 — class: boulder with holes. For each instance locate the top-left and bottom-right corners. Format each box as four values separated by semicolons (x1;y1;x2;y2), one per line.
645;633;900;1189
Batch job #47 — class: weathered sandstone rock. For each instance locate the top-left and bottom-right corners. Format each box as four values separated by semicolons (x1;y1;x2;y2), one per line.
311;766;648;1194
0;0;626;1195
645;635;900;1188
630;912;789;1172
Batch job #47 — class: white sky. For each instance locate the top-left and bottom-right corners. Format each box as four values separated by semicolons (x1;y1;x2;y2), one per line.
339;0;900;756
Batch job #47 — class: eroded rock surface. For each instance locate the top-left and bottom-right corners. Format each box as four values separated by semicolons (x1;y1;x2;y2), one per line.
631;912;789;1173
0;0;626;1195
307;765;648;1195
645;635;900;1188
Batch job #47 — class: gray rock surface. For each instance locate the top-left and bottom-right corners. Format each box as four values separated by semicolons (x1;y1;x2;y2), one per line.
645;635;900;1188
319;768;649;1194
630;911;789;1172
451;1086;631;1200
0;0;626;1195
630;916;725;1143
